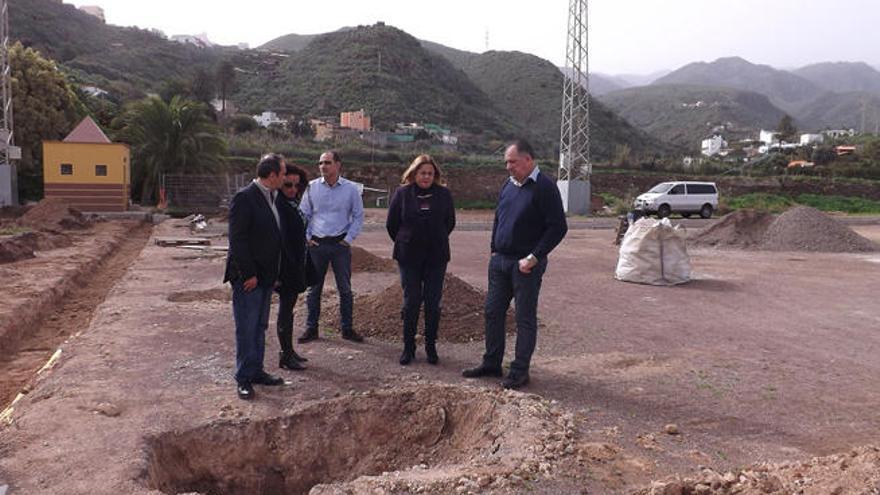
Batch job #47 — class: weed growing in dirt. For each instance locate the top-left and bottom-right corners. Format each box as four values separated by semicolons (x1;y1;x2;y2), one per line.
0;225;32;236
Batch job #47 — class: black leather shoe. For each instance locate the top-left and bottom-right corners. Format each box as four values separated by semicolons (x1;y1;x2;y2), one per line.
291;349;308;362
298;329;319;343
462;365;503;378
253;372;285;386
341;330;364;343
279;352;306;371
237;382;254;400
425;343;439;365
399;348;415;366
501;373;530;390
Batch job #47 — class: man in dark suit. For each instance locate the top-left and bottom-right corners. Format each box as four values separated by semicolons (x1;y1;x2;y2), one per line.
224;154;287;400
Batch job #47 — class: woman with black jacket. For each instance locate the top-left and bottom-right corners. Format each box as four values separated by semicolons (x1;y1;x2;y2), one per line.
386;154;456;365
275;162;311;370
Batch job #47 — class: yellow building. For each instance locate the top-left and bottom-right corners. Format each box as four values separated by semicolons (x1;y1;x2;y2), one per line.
42;116;130;212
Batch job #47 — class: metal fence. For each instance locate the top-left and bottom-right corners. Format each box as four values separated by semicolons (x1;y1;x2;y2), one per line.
162;173;250;210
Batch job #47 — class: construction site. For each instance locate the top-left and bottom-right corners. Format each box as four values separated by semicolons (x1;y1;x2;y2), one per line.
0;198;878;494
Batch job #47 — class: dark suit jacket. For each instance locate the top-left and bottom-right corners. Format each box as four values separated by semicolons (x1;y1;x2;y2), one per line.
223;182;282;287
386;183;455;266
276;194;309;294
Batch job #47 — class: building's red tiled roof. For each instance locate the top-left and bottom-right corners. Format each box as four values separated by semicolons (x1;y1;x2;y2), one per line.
63;116;112;144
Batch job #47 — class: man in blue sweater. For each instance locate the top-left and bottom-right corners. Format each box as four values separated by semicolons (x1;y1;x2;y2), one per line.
463;139;568;389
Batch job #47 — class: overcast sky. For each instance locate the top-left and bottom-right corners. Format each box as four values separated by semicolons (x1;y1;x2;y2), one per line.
68;0;880;75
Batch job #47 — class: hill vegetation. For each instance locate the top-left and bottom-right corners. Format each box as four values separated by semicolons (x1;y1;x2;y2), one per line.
599;84;786;147
793;62;880;94
10;0;221;97
654;56;824;114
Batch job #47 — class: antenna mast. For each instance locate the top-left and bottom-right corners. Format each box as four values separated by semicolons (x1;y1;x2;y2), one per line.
557;0;590;215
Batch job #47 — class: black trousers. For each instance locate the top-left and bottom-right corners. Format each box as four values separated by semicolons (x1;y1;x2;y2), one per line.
398;260;447;348
276;289;299;353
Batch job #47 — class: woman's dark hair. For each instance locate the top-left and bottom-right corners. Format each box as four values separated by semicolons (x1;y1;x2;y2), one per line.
285;163;309;200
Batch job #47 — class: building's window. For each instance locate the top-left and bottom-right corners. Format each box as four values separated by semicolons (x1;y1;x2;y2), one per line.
95;164;108;176
60;163;73;175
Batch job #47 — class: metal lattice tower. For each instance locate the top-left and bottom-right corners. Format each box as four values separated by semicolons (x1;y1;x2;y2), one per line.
1;0;13;156
557;0;590;215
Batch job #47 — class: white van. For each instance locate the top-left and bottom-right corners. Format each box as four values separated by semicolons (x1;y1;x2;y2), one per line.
633;181;718;218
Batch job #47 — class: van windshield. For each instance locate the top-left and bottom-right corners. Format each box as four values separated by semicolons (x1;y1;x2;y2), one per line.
647;183;673;193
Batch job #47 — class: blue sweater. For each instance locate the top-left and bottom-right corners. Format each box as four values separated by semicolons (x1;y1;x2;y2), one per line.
491;171;568;259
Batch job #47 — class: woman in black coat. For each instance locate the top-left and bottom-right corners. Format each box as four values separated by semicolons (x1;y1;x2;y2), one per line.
275;162;311;370
386;154;456;365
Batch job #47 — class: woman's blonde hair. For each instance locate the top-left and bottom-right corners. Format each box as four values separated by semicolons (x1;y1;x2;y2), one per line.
401;154;444;186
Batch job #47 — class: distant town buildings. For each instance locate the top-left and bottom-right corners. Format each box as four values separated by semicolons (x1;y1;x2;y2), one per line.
253;111;287;128
340;109;371;131
77;5;105;22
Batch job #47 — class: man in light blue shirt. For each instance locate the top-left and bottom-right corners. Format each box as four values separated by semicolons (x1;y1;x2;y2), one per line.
298;150;365;343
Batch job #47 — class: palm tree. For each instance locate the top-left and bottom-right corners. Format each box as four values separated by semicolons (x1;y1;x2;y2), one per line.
115;95;226;202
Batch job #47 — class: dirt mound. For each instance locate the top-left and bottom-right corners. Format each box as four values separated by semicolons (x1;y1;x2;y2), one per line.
0;231;72;264
691;209;775;249
350;245;396;272
18;198;92;232
638;445;880;495
145;384;576;495
166;288;231;303
321;273;513;343
760;206;878;253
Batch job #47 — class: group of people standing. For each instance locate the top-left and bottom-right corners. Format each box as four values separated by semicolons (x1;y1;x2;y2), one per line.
224;140;567;400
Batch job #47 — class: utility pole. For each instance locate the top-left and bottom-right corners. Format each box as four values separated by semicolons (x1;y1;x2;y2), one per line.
558;0;590;215
1;0;20;206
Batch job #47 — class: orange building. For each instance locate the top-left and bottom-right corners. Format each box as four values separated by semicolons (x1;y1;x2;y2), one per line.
340;109;371;131
42;116;130;212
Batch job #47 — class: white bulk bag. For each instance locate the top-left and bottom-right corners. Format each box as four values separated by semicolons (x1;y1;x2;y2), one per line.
615;217;691;285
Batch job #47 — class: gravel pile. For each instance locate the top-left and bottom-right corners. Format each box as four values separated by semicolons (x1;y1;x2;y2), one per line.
691;209;775;249
692;207;878;253
637;445;880;495
760;206;878;253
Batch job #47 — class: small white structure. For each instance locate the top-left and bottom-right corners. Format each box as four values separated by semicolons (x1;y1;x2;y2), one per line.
701;135;726;157
759;129;779;145
81;85;108;98
799;133;824;146
253;111;287;128
823;129;856;139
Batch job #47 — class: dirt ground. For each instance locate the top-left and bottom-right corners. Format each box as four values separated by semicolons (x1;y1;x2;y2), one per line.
1;214;880;494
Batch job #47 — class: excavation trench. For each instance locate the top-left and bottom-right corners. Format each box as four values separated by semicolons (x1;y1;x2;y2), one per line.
145;385;562;495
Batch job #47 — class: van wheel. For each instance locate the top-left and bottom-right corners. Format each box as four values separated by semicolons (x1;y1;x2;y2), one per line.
681;213;692;218
700;204;713;219
657;204;671;218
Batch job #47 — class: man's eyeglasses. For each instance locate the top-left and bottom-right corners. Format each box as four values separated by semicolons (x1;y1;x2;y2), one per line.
317;160;334;165
282;182;295;188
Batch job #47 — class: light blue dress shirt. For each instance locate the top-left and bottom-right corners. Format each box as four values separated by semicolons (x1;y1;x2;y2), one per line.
300;176;364;244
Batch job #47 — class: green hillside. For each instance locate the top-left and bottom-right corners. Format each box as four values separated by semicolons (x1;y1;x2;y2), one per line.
795;91;880;131
452;50;674;158
234;24;511;138
600;84;787;148
10;0;221;96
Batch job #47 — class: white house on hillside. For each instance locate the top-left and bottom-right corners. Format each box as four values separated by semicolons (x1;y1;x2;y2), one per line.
759;130;779;145
823;129;856;139
799;133;824;146
701;135;726;157
253;111;287;128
